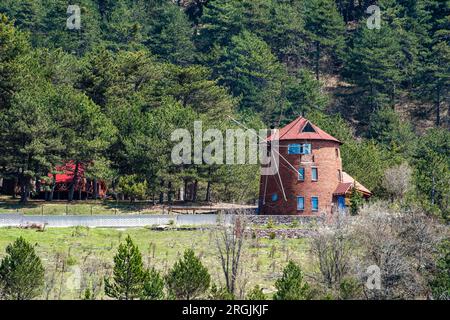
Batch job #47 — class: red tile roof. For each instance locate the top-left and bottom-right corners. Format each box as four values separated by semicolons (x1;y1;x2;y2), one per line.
267;116;341;143
333;182;353;195
333;172;372;196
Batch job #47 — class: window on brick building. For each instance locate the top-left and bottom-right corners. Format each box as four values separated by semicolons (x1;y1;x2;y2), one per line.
288;144;311;155
311;197;319;211
311;167;318;181
302;144;311;154
337;169;341;182
297;196;305;210
298;167;305;181
335;148;339;158
302;122;316;133
288;144;301;154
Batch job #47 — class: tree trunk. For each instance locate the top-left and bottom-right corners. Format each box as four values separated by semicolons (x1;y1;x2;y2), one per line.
192;180;198;202
49;173;56;201
68;162;80;202
19;174;29;204
94;178;98;200
315;41;320;81
435;85;441;126
11;177;18;199
205;181;211;202
168;181;173;204
159;180;164;204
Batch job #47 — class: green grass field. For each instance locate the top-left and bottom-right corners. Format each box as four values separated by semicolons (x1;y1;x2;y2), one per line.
0;227;311;300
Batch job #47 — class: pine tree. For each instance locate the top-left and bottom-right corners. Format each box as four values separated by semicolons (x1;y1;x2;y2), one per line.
0;237;45;300
52;86;116;201
0;14;29;110
273;261;312;300
165;249;211;300
246;285;266;300
198;0;246;51
104;235;147;300
303;0;345;80
215;30;287;125
414;0;450;126
0;82;64;203
349;186;363;216
367;107;416;157
344;22;404;114
39;0;102;56
263;0;306;70
413;128;450;220
141;267;165;300
283;69;329;125
145;2;196;65
102;0;147;51
0;0;43;45
341;140;390;195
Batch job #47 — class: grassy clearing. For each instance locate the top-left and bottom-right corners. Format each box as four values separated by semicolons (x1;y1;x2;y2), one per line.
0;227;311;299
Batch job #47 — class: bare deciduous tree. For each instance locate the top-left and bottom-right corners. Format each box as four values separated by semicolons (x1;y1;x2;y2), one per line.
382;163;412;202
212;210;248;297
310;213;354;289
353;203;445;299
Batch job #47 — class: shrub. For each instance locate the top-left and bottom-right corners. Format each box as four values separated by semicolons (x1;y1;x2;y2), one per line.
339;277;363;300
209;283;234;300
350;187;363;215
273;261;312;300
290;219;299;228
165;249;211;300
117;175;148;202
0;237;45;300
266;218;275;229
83;288;93;300
141;267;165;300
430;240;450;300
246;285;266;300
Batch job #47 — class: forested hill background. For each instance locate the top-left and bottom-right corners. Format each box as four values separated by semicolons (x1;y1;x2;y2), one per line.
0;0;448;219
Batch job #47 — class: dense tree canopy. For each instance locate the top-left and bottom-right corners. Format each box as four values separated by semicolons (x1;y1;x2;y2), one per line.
0;0;448;219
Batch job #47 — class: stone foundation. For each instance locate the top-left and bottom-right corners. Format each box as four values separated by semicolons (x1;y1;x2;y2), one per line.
246;214;324;225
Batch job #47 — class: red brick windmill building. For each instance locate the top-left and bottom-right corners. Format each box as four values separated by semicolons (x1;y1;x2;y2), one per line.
258;117;371;215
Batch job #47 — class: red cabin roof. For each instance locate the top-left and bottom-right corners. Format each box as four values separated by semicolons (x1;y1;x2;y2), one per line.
49;162;85;184
267;116;341;144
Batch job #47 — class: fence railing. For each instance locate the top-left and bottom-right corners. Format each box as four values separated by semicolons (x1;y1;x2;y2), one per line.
0;213;228;228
